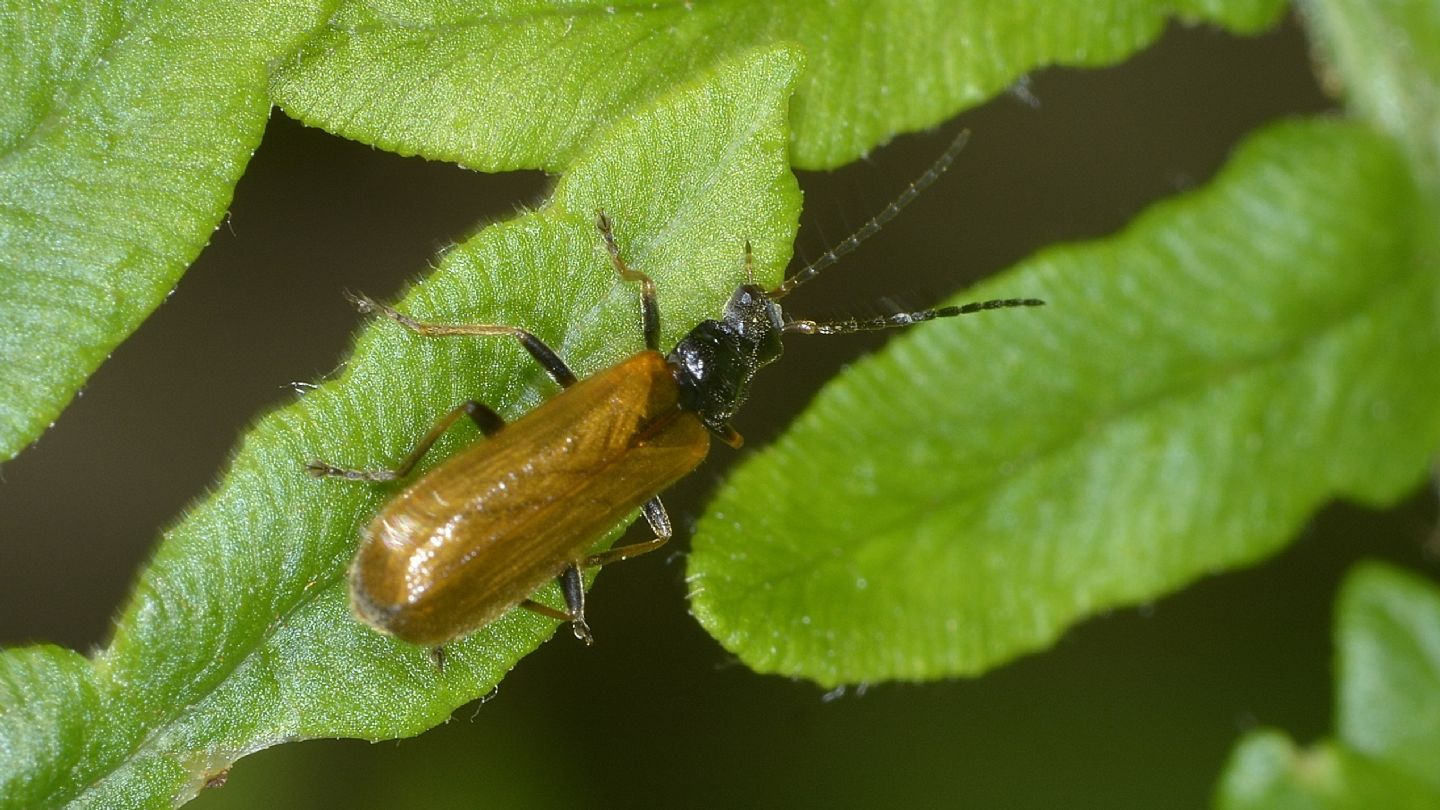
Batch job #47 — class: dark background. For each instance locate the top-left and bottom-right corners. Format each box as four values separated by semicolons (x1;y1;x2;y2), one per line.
3;14;1436;808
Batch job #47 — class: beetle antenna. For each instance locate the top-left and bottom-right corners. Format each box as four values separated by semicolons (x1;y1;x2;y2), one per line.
767;129;971;300
782;297;1044;336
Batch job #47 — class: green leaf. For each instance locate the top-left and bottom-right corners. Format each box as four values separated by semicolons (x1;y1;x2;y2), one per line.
687;117;1440;686
1302;0;1440;194
270;0;1285;172
1335;563;1440;794
0;45;801;809
1212;20;1440;802
1217;733;1440;810
1215;564;1440;809
0;1;335;461
0;647;103;808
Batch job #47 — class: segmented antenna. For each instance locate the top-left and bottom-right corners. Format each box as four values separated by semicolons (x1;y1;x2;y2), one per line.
782;297;1045;336
767;129;971;300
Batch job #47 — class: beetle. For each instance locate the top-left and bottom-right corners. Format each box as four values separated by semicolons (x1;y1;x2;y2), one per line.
308;132;1043;653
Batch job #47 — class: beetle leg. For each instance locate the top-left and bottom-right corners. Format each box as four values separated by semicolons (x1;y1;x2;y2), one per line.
581;496;673;568
558;566;593;645
519;498;676;645
345;290;578;388
519;576;593;646
711;423;744;449
518;495;675;646
306;399;504;481
519;598;570;622
595;211;661;352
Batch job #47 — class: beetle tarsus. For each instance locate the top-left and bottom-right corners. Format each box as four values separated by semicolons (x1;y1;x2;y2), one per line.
305;460;397;482
343;289;380;314
571;618;594;646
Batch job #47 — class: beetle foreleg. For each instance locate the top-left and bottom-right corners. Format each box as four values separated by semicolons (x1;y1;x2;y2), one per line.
595;211;661;353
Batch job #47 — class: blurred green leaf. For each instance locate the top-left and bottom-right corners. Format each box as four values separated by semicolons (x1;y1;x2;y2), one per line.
1336;563;1440;794
0;0;334;460
1215;564;1440;809
270;0;1285;172
687;118;1440;686
1302;0;1440;194
1217;733;1439;810
1215;6;1440;801
0;46;801;809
